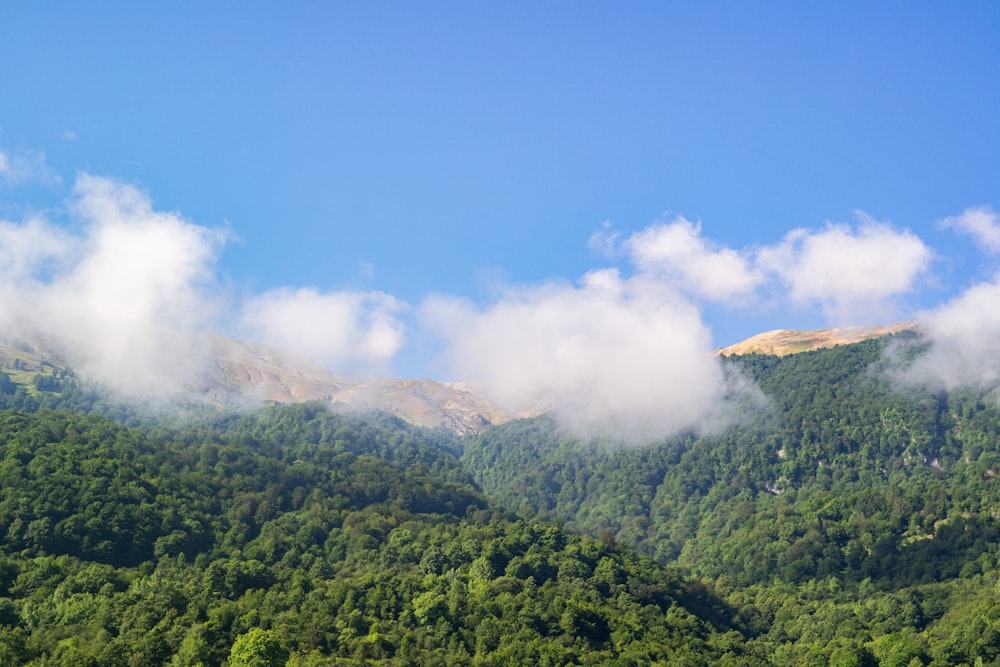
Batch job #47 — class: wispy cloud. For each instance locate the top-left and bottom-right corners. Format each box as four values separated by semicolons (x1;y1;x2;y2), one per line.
940;206;1000;255
0;146;60;189
239;287;405;376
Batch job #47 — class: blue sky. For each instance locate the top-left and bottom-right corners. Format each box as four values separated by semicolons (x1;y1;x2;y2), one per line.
1;2;999;424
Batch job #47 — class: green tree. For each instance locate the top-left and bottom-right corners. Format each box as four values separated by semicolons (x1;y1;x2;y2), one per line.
228;628;289;666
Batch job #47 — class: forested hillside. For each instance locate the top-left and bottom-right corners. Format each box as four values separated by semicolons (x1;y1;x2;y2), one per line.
0;405;750;665
5;333;1000;664
463;333;1000;665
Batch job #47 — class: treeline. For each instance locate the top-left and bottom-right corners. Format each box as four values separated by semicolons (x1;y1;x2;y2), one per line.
0;406;751;665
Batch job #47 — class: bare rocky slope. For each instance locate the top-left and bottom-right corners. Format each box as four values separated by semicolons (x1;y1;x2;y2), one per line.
0;336;521;435
715;322;916;357
207;337;522;434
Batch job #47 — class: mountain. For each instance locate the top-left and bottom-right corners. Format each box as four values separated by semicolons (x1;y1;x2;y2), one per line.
0;406;749;665
0;335;524;434
206;337;526;434
7;327;1000;663
715;322;916;357
0;322;917;435
462;332;1000;664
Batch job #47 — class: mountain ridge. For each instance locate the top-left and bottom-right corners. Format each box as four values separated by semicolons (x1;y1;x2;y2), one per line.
0;323;916;434
0;335;524;435
715;321;917;357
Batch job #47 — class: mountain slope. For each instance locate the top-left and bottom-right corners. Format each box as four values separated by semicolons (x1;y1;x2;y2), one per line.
1;322;917;435
461;331;1000;664
0;406;752;665
209;337;526;433
716;322;916;357
0;336;521;434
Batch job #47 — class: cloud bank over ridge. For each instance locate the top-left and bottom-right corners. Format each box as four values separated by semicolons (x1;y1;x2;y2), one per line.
0;173;401;400
421;270;735;442
896;208;1000;393
1;174;223;399
1;154;998;440
420;214;932;440
239;287;405;376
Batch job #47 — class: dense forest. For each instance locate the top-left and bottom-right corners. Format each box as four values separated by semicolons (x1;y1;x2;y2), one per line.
463;333;1000;665
0;403;750;665
2;332;1000;664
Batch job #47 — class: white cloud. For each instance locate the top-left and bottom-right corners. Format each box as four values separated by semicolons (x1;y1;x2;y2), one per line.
0;174;227;399
593;213;930;324
904;277;1000;391
940;206;1000;255
758;216;932;323
0;171;412;399
239;287;405;375
420;269;752;442
623;216;761;303
0;146;59;188
36;175;225;398
0;217;71;285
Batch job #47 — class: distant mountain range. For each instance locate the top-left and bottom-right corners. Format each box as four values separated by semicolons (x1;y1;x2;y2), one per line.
0;323;916;434
0;335;525;435
205;337;526;434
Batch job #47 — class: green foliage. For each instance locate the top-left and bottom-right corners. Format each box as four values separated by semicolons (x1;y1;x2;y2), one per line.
229;628;289;666
461;333;1000;665
0;406;742;665
9;331;1000;664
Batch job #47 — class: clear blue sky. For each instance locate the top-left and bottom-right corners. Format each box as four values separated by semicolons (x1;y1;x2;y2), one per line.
1;2;999;386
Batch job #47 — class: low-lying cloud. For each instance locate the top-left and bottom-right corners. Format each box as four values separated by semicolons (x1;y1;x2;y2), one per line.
903;278;1000;391
421;269;744;442
239;287;405;376
2;152;996;441
858;206;1000;405
0;172;406;401
1;174;225;399
892;207;1000;393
